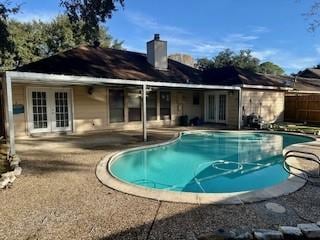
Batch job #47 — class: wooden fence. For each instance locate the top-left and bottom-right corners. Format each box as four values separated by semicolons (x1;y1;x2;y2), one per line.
285;94;320;123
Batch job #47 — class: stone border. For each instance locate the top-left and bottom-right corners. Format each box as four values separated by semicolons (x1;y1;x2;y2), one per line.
0;143;22;189
96;130;317;204
193;221;320;239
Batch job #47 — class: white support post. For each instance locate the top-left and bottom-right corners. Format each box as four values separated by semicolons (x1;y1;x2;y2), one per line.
238;88;242;130
142;84;147;142
3;73;15;155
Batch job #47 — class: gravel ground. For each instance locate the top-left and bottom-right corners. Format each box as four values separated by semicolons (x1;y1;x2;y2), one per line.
1;129;320;240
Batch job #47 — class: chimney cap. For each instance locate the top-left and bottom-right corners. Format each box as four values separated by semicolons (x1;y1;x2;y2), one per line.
154;34;160;40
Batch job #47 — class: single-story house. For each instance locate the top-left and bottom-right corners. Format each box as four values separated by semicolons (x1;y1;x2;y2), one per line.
0;34;291;155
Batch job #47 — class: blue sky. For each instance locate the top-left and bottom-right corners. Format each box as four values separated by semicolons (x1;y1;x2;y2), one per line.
11;0;320;74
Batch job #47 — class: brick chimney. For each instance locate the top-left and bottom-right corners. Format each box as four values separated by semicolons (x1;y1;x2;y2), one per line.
147;34;168;70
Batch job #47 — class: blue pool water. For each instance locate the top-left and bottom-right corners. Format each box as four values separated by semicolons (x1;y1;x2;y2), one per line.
110;132;313;193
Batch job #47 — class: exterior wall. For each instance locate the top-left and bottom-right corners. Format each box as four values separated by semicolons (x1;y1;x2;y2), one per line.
12;84;27;137
241;89;285;124
11;84;206;136
227;91;239;128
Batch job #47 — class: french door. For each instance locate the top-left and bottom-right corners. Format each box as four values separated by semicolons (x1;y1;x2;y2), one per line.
27;88;72;133
205;92;227;123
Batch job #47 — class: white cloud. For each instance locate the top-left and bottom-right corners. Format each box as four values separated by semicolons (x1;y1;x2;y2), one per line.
252;49;279;61
126;11;190;35
11;10;59;22
251;26;270;33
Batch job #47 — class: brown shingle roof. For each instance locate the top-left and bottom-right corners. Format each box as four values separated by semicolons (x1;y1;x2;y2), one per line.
16;45;203;84
299;68;320;79
202;66;291;88
293;77;320;92
15;46;289;88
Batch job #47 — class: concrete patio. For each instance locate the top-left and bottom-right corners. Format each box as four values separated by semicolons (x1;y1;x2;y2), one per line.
1;128;320;240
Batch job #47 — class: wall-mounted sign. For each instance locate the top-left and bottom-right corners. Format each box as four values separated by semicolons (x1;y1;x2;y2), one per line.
13;104;24;115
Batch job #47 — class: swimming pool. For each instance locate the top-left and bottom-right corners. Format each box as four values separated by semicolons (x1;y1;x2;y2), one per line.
109;131;313;194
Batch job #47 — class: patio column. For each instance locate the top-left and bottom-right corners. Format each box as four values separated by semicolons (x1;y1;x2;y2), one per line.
142;84;147;142
3;73;15;155
238;88;242;130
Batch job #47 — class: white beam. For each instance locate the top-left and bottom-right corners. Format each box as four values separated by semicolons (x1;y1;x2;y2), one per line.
7;71;241;91
142;84;147;142
3;73;15;155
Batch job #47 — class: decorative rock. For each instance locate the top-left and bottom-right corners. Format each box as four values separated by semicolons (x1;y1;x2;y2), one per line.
235;232;253;239
1;171;15;178
253;229;283;240
0;178;10;189
279;226;302;239
198;229;236;240
265;202;286;214
297;223;320;239
13;166;22;176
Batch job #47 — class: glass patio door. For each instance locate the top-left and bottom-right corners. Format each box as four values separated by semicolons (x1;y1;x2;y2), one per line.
206;94;216;122
28;88;72;133
205;92;227;123
52;90;72;132
218;94;227;122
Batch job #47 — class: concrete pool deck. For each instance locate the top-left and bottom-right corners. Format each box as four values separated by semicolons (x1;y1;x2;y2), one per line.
1;127;320;239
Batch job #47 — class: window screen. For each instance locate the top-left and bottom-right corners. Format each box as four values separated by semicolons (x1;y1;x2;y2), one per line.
160;92;171;120
109;89;124;123
128;90;141;121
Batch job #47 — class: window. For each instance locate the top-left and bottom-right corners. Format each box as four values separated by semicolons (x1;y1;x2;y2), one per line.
160;91;171;120
193;92;200;105
128;90;141;121
109;89;124;123
147;91;157;121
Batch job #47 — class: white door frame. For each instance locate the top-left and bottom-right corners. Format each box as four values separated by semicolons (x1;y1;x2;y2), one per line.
204;91;228;124
26;87;73;134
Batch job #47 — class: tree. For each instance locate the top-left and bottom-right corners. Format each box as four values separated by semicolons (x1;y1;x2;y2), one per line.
305;1;320;31
60;0;124;43
258;62;284;75
1;15;123;71
232;49;260;72
212;49;234;68
195;58;214;71
0;1;20;68
196;49;261;72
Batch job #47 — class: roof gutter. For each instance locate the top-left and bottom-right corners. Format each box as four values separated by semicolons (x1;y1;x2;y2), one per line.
236;84;292;91
288;90;320;94
6;71;241;90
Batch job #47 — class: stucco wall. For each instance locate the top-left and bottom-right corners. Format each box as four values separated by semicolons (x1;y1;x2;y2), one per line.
241;89;285;124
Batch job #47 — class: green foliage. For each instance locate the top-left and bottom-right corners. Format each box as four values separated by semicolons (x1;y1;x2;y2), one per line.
196;49;284;75
258;61;284;75
196;49;261;72
0;1;20;67
1;15;123;71
60;0;124;43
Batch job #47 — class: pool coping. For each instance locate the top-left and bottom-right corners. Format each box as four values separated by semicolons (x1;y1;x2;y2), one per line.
96;130;318;205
